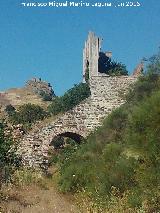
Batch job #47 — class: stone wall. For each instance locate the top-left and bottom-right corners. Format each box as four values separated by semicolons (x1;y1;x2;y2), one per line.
18;75;137;168
83;32;102;82
83;32;112;83
132;62;144;76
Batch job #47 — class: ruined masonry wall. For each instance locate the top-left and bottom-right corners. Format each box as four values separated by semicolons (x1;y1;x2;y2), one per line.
83;32;101;82
18;76;137;168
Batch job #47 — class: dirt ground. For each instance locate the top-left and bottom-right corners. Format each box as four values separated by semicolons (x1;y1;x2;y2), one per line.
0;185;78;213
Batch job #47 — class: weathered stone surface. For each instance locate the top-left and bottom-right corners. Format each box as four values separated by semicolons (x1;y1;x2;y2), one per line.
18;32;139;168
132;62;144;76
4;124;25;141
18;76;137;168
83;32;111;82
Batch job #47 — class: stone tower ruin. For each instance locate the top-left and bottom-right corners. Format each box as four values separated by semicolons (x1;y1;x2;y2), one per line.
83;31;144;82
83;31;112;82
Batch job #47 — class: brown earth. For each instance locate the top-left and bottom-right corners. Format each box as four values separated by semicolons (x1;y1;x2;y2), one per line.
0;184;78;213
0;87;51;109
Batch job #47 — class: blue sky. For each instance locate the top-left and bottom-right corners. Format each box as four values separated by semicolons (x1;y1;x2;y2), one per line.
0;0;160;95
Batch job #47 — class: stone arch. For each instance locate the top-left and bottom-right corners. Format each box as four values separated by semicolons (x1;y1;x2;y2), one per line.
19;75;138;168
51;131;84;144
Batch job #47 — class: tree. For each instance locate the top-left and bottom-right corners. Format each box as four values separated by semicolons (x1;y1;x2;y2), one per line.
98;52;128;76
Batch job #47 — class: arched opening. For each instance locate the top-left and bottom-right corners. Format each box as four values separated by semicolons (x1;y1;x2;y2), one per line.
48;132;84;169
58;132;83;143
49;132;84;150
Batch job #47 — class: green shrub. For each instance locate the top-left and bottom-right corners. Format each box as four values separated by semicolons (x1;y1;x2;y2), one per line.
126;91;160;160
48;83;91;115
0;122;21;185
9;103;48;125
5;104;15;115
125;91;160;206
39;90;53;101
51;136;64;149
12;168;43;187
126;73;160;104
46;51;160;211
47;97;63;115
126;51;160;104
98;52;128;76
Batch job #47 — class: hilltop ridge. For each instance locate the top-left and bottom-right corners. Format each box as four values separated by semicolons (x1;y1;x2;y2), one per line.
0;78;55;111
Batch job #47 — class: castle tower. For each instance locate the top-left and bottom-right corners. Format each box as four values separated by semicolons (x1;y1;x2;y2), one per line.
83;32;102;82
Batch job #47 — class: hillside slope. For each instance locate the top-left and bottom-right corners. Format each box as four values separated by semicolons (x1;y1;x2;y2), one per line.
52;52;160;212
0;78;55;120
1;87;50;108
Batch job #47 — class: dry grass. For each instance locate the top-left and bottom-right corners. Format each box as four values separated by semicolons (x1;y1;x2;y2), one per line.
0;168;78;213
74;187;148;213
0;87;51;110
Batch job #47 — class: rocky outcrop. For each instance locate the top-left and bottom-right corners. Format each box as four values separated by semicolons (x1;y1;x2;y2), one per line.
0;78;55;111
26;78;55;99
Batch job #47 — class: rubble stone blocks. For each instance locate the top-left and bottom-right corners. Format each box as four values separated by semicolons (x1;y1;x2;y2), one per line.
83;31;112;82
